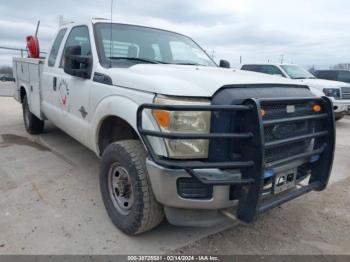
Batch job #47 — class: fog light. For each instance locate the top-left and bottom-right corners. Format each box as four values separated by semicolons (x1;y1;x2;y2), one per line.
312;104;322;113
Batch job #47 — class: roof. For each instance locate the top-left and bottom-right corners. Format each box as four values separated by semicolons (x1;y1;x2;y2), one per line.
315;69;350;72
241;63;296;66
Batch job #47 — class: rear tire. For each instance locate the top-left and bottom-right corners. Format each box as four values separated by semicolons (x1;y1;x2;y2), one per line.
22;95;44;134
100;140;164;235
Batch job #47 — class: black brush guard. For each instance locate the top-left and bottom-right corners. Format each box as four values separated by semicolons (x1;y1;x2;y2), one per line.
136;97;335;223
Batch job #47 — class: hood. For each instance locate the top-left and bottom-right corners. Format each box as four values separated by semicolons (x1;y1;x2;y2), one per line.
296;78;350;89
108;64;307;97
308;86;324;97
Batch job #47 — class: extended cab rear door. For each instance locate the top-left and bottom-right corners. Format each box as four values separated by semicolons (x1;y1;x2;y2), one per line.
41;28;67;117
51;25;93;144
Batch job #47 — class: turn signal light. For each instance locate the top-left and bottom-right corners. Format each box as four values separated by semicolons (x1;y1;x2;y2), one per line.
312;104;322;113
152;110;170;128
260;109;266;117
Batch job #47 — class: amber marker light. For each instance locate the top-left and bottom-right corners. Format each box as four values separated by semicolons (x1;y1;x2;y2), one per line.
260;109;266;117
152;110;170;128
312;104;322;113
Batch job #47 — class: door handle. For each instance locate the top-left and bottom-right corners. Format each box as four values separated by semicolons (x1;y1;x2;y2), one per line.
53;77;57;91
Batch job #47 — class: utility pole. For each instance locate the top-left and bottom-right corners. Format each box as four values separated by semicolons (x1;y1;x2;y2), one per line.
280;54;284;64
210;50;216;60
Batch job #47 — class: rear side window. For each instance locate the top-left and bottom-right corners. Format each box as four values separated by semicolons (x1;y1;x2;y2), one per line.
241;65;285;77
337;71;350;83
315;71;337;80
241;64;262;72
48;28;67;67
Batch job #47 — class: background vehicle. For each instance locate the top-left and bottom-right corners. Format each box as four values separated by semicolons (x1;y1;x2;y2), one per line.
13;19;335;235
314;69;350;84
241;63;350;120
0;75;15;82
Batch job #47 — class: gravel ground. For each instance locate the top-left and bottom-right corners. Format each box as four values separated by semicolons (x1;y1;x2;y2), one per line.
176;122;350;255
0;81;14;97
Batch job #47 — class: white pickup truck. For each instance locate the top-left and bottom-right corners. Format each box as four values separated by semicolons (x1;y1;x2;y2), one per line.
13;19;335;235
241;63;350;120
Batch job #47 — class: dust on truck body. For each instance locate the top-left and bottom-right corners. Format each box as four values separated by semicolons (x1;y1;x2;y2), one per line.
13;19;336;235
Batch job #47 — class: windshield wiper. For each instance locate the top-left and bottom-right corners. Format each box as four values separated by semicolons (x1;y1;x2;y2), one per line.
108;57;167;64
173;62;206;66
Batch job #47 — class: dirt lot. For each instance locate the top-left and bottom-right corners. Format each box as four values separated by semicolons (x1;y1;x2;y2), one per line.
0;81;14;97
177;172;350;255
0;94;233;255
0;85;349;255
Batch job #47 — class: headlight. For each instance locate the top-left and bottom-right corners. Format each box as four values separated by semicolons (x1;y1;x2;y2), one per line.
323;88;340;100
152;96;211;159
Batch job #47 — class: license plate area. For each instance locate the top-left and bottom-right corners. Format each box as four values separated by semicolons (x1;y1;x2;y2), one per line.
273;169;297;194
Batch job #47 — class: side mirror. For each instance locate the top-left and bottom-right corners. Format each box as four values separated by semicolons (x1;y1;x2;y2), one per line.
219;59;230;68
63;45;92;79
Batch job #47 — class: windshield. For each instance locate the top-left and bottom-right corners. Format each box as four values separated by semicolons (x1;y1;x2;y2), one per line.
281;65;316;79
94;23;216;68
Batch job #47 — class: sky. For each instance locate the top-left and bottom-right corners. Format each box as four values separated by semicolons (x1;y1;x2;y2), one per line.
0;0;350;69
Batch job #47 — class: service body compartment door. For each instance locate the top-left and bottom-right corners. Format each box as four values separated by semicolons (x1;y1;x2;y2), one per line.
12;57;44;119
28;62;43;118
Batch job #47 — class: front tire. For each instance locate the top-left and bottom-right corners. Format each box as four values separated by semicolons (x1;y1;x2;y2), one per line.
22;95;44;134
100;140;164;235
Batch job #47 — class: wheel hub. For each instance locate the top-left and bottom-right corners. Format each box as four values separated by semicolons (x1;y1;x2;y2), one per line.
108;164;134;215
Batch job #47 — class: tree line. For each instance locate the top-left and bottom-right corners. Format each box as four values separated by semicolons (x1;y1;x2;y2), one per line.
0;66;13;77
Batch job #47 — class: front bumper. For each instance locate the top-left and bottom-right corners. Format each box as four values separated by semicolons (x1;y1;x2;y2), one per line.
146;159;236;209
138;96;335;223
333;99;350;113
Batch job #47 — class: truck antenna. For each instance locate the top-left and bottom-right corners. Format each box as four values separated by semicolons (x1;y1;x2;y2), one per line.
109;0;114;68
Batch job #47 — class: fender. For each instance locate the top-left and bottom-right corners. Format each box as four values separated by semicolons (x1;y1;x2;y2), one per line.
90;95;167;157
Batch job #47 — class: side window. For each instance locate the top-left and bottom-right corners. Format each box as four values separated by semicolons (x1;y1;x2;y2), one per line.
60;26;92;67
48;28;67;67
338;71;350;83
261;65;284;77
315;71;333;80
241;65;261;72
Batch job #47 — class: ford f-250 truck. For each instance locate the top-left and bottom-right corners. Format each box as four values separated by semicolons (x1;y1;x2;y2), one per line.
13;19;335;235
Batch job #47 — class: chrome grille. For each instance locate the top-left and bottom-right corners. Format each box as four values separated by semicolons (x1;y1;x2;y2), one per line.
341;87;350;99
